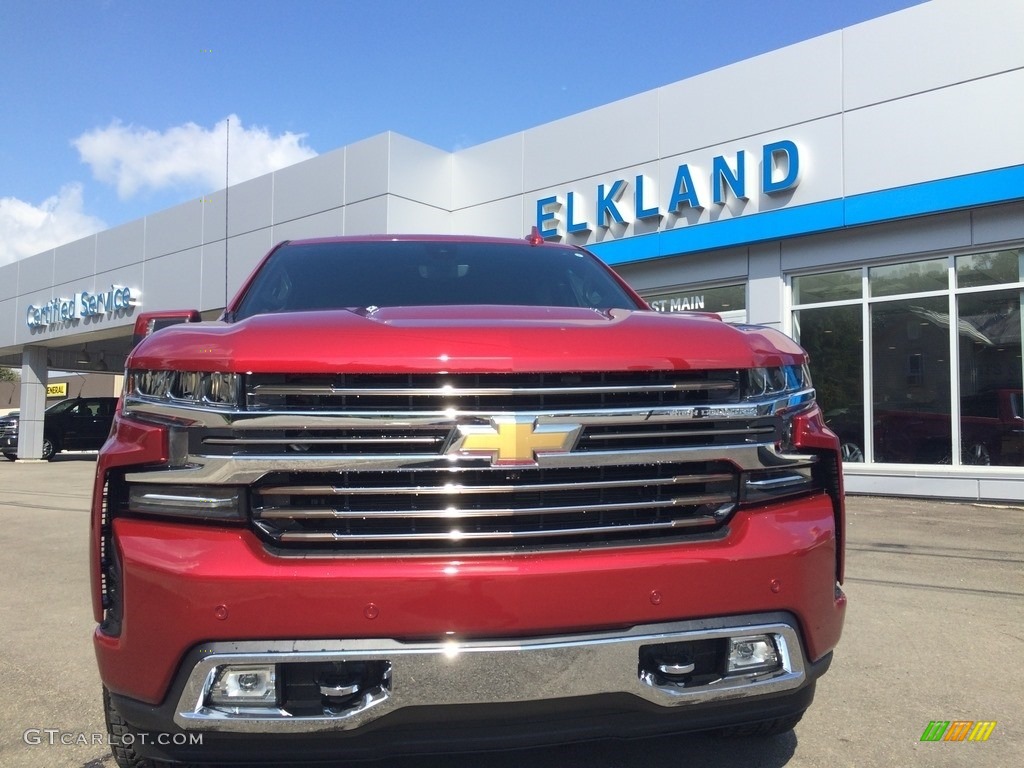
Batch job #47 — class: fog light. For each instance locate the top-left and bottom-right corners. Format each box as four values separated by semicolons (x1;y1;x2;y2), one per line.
207;665;278;706
726;635;780;674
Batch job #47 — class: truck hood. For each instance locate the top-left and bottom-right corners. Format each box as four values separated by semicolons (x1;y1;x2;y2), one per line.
129;306;807;373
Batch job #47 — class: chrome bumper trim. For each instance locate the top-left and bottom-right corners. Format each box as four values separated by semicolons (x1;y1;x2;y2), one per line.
173;617;806;733
126;443;815;486
121;392;812;429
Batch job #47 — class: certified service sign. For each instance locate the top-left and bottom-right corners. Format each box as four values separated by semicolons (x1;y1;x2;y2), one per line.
26;285;138;329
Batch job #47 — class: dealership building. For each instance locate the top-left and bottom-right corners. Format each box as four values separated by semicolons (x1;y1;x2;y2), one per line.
1;0;1022;500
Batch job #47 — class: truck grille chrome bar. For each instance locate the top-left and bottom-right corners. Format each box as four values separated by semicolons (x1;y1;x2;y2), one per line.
259;496;734;520
245;371;743;412
270;518;724;543
256;472;736;497
185;420;778;457
195;428;451;456
250;463;737;551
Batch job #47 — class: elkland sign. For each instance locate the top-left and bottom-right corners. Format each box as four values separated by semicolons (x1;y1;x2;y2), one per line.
26;285;138;329
536;139;801;239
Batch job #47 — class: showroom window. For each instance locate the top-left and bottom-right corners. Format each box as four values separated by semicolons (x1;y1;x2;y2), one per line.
792;269;865;462
792;249;1023;468
643;283;746;323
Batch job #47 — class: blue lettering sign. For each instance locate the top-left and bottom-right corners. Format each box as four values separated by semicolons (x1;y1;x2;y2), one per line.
534;139;802;237
634;175;660;220
712;151;746;205
566;191;590;233
80;286;135;318
536;196;561;239
668;164;702;213
762;140;800;195
26;285;137;328
596;180;627;228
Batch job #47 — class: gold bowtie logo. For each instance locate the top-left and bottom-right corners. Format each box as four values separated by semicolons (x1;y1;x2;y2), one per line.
452;417;580;466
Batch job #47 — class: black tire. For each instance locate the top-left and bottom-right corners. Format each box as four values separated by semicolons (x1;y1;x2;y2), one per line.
41;436;57;461
718;712;804;737
104;687;187;768
2;452;15;461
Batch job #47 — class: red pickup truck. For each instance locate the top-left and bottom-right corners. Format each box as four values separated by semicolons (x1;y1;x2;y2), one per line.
91;235;845;767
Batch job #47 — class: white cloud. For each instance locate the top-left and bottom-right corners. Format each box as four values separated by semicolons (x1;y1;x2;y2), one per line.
0;184;106;266
73;115;318;199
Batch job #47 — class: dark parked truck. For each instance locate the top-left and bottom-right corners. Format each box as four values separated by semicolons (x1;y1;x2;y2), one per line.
90;235;846;767
2;396;118;461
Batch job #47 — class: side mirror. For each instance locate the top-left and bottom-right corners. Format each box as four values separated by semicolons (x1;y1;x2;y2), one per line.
132;310;202;349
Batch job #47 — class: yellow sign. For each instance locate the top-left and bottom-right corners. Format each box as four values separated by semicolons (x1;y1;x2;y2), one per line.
46;383;68;398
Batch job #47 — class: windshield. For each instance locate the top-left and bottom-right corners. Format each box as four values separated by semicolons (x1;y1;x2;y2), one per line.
232;241;642;320
46;399;79;414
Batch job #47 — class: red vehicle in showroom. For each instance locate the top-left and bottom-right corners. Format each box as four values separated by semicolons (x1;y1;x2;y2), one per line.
91;235;846;767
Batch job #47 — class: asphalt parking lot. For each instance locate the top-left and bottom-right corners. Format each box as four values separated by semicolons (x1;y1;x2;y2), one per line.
0;455;1021;768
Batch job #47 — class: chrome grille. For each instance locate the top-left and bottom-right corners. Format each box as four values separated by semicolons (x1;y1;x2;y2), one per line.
122;370;814;553
251;463;738;552
0;423;17;439
189;419;777;457
579;419;776;451
246;371;741;412
191;427;451;456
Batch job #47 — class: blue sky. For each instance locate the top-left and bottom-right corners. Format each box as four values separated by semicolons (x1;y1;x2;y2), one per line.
0;0;925;265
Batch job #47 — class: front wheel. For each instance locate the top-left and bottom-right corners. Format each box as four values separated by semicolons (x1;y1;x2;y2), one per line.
104;687;188;768
41;436;56;461
2;452;15;461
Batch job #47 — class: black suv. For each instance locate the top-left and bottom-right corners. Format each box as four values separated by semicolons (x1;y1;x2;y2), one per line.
1;397;118;461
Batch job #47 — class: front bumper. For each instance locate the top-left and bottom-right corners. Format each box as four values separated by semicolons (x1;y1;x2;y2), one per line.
177;617;807;732
95;493;844;704
110;615;832;764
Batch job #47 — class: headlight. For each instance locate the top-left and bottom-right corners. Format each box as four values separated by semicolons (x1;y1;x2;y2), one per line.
742;364;816;434
739;363;822;503
743;364;812;400
130;370;241;409
204;372;239;405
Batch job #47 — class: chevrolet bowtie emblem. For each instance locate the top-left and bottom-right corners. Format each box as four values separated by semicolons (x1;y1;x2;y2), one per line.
451;417;581;466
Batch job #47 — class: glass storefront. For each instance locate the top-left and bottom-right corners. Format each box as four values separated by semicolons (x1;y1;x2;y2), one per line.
792;248;1023;467
792;300;864;461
